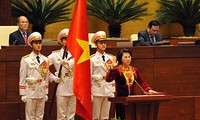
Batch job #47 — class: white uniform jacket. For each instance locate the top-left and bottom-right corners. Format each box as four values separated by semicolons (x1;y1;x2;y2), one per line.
19;52;56;98
90;51;115;97
48;48;74;96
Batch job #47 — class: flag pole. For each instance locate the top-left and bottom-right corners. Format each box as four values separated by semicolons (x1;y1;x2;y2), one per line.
45;46;67;119
65;0;92;119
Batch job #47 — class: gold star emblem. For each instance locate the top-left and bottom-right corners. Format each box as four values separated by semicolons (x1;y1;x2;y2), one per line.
76;38;90;64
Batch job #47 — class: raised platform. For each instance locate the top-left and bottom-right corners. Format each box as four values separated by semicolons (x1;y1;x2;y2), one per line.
1;45;200;119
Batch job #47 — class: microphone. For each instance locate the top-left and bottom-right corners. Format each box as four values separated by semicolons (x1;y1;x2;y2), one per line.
134;80;165;95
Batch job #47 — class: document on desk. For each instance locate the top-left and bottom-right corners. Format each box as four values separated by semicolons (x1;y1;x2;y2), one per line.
129;94;166;97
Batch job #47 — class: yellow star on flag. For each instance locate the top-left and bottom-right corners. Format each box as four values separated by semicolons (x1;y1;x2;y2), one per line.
76;38;90;64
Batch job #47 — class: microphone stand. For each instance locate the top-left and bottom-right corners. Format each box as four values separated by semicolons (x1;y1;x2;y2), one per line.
134;80;146;93
12;39;17;45
135;80;164;95
128;86;131;96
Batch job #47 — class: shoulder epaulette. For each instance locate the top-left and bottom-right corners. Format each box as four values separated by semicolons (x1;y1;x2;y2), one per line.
68;57;74;60
52;50;60;53
107;53;113;56
22;54;30;58
90;54;95;58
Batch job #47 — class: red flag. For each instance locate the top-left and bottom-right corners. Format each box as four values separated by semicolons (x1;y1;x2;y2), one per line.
66;0;92;119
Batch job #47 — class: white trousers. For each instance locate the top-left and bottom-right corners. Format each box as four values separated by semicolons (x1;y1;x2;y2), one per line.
56;95;76;120
25;98;45;120
92;96;111;120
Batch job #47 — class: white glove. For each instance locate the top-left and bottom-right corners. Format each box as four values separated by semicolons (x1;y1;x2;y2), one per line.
92;75;103;81
55;71;59;77
60;60;69;66
55;71;65;83
54;71;61;83
26;77;36;84
21;96;26;103
45;95;48;101
54;77;61;83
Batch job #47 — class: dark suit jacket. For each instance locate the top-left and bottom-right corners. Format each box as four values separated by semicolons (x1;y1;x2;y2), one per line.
137;30;162;46
9;30;31;45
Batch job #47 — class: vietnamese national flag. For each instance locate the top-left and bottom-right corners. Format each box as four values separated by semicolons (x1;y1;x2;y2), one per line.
66;0;92;120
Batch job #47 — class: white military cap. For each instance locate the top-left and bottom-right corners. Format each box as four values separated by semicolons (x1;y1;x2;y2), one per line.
91;31;106;44
57;28;69;43
27;32;42;46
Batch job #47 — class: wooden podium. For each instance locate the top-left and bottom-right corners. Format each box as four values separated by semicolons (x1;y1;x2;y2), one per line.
108;95;173;120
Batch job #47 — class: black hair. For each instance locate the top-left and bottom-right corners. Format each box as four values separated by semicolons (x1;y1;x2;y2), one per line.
117;48;132;64
148;20;160;28
31;40;42;44
95;38;106;43
61;36;68;41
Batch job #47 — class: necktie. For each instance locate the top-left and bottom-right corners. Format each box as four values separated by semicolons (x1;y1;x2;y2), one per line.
102;55;105;62
23;32;27;45
150;36;154;42
36;56;40;63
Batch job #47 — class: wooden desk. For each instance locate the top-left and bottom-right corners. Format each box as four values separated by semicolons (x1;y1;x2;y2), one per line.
108;95;173;120
165;37;199;45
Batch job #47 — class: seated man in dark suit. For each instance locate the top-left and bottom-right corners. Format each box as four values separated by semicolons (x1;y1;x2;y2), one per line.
137;20;162;46
9;16;31;45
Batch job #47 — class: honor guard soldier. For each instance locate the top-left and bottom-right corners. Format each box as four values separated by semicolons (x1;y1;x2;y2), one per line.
48;28;76;120
19;32;59;120
90;31;118;120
